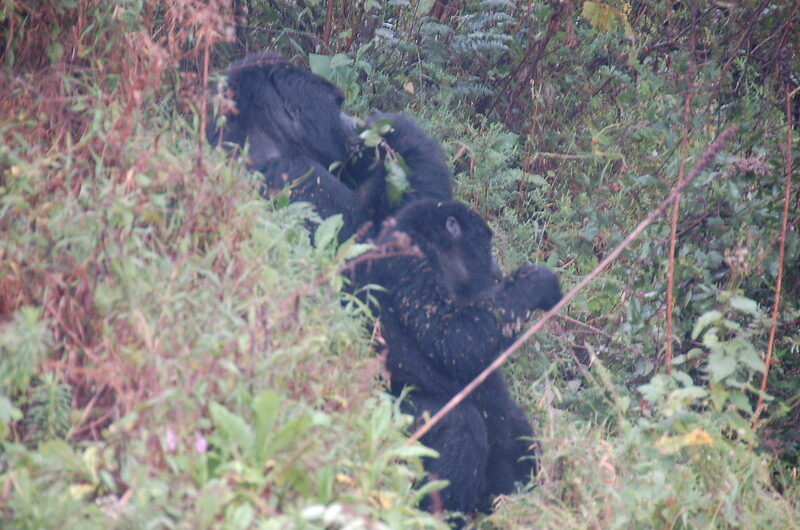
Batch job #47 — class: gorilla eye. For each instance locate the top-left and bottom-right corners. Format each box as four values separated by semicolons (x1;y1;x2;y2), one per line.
445;216;462;239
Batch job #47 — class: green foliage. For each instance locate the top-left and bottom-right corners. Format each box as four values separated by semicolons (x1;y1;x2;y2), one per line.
639;291;770;447
357;117;414;205
486;292;794;529
582;1;635;39
26;375;73;444
1;0;799;528
0;129;445;526
0;307;51;396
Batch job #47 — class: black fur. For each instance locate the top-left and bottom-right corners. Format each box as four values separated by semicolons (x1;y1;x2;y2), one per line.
207;53;351;169
257;157;368;241
207;52;453;240
343;112;452;227
354;199;562;515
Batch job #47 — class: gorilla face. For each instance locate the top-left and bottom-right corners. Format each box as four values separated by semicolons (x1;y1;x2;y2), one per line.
390;199;501;300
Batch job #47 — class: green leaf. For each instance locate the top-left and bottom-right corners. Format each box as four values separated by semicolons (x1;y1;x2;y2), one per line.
0;394;23;424
707;349;737;383
329;53;351;70
226;502;255;530
268;413;313;457
384;155;412;205
729;295;759;316
525;173;550;187
668;386;708;408
672;370;693;388
728;390;753;414
338;242;373;262
703;329;720;350
210;402;253;451
195;484;233;527
618;395;631;413
724;410;756;442
692;310;722;340
416;0;436;17
359;118;395;147
314;215;343;250
582;2;632;35
411;479;449;505
737;341;765;373
709;382;729;412
387;444;439;460
308;53;332;79
316;466;336;503
721;318;741;331
253;390;281;463
654;433;687;455
35;439;88;476
638;374;673;404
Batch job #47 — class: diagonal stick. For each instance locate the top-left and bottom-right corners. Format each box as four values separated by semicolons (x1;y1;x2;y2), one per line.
406;125;739;445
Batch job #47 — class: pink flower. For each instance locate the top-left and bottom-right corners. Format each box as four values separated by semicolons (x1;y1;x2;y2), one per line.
165;429;178;452
195;434;208;453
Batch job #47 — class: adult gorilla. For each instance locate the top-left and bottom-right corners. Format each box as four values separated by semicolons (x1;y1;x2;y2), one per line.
207;52;451;240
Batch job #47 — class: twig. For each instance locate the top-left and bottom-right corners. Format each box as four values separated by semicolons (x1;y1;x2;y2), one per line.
557;313;611;339
665;4;697;374
322;0;335;51
406;126;738;445
197;39;210;179
752;88;795;429
278;237;419;315
485;1;567;118
69;383;108;440
556;314;645;359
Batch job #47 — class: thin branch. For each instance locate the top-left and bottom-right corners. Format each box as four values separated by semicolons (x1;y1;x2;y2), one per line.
556;314;645;359
197;39;210;179
557;313;612;338
278;237;419;315
752;88;795;429
406;126;738;445
322;0;335;51
485;1;567;118
665;3;697;374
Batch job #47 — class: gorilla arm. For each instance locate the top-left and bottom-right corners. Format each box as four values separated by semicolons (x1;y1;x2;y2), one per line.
256;156;369;242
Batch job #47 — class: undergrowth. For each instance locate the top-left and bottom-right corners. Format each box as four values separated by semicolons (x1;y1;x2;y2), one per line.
1;0;799;528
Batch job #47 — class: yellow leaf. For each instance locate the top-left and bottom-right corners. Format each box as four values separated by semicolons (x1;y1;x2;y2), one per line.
70;483;96;500
684;428;713;446
374;492;394;509
336;473;355;486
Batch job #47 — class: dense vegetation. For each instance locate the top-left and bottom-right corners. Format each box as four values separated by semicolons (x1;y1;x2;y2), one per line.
1;1;798;528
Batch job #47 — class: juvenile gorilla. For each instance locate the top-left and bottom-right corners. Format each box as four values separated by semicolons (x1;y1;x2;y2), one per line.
353;199;562;515
207;52;451;240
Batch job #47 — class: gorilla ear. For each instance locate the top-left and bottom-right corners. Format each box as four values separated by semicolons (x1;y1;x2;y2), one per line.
445;216;462;239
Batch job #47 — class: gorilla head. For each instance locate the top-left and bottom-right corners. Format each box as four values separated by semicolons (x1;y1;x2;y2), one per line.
207;52;354;169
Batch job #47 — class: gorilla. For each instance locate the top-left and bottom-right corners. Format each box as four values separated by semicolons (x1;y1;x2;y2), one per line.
207;52;451;240
207;52;563;521
352;199;562;517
